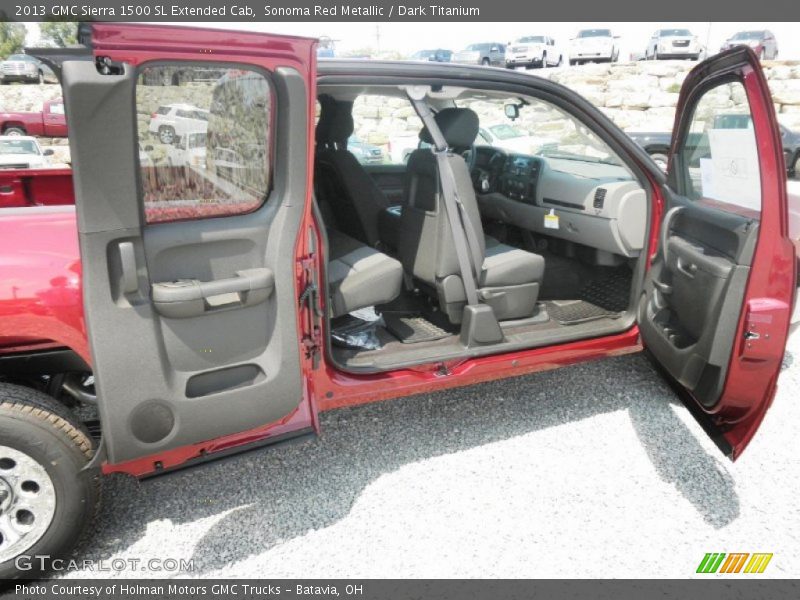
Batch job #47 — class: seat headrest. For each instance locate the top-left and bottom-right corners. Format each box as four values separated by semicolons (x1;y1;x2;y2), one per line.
328;100;355;146
419;107;479;151
316;95;337;147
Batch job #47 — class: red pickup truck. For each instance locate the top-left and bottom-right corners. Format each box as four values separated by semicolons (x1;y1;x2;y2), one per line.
0;98;68;138
0;24;795;578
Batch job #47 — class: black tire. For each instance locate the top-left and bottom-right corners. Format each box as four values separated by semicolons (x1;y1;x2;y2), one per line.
3;127;26;136
650;152;669;172
481;57;490;66
569;59;577;66
540;53;547;68
792;153;800;179
37;71;44;84
158;125;176;145
556;55;563;67
0;384;100;579
759;48;766;61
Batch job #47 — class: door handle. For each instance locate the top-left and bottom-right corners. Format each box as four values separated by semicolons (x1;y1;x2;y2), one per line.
660;206;684;265
152;268;274;318
118;241;139;294
676;258;697;278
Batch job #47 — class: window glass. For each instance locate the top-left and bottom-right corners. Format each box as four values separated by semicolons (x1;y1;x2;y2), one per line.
457;94;633;179
137;65;272;224
678;80;761;214
349;94;422;165
49;102;65;115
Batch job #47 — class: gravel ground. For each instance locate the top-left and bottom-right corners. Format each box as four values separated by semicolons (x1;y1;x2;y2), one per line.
57;324;800;580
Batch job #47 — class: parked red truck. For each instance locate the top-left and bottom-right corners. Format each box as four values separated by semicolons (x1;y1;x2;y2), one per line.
0;98;68;138
0;23;796;578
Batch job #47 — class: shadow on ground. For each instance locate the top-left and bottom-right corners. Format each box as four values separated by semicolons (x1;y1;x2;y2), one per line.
80;353;738;574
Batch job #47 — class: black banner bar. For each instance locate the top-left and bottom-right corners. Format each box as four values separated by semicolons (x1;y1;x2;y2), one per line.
1;0;799;22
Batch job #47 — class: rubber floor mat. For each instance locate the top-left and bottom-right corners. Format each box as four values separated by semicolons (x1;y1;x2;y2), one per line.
383;315;451;344
547;269;632;325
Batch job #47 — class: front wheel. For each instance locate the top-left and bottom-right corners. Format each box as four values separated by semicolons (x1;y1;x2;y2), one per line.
158;125;176;145
481;57;490;66
0;384;100;579
3;127;26;137
556;55;563;67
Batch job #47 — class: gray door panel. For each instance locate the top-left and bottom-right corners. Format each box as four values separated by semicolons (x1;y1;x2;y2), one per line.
63;60;310;464
638;195;758;407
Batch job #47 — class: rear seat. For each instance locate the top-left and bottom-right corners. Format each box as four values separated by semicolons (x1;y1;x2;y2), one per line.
327;228;403;318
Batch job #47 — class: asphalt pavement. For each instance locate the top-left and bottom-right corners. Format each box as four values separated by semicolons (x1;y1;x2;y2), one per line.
57;322;800;579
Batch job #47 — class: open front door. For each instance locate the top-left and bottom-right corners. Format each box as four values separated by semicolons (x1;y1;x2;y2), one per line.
639;47;796;459
62;24;317;471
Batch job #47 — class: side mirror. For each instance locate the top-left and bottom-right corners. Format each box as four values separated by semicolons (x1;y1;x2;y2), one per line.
42;148;54;156
504;104;519;120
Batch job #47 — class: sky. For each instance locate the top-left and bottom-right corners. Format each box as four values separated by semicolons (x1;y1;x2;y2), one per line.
24;22;800;60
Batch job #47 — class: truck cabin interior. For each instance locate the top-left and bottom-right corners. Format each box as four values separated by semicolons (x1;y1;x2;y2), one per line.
313;84;650;372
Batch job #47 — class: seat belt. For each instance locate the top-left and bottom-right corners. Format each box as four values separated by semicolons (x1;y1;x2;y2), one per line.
408;95;482;307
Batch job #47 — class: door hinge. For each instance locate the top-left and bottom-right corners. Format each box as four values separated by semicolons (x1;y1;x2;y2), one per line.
302;326;322;369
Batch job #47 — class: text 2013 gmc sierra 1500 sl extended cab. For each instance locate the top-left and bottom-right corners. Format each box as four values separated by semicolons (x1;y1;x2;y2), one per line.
0;23;795;577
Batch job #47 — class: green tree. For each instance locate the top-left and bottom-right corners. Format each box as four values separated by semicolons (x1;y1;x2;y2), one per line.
0;23;26;59
39;22;77;48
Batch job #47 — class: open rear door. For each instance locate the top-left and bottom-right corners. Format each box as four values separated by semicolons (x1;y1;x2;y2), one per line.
639;47;796;459
62;24;317;472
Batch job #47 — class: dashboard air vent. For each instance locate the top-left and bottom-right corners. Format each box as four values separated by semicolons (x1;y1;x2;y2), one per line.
593;188;607;209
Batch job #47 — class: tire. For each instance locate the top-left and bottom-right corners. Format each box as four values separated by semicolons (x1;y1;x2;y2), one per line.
37;71;44;85
3;127;26;137
759;48;766;61
0;383;100;579
158;126;176;145
650;152;669;172
792;153;800;179
556;55;563;67
481;57;490;66
569;59;576;66
540;53;547;68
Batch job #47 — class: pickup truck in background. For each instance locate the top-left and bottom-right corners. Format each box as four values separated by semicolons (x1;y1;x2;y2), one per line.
0;98;67;138
628;119;800;176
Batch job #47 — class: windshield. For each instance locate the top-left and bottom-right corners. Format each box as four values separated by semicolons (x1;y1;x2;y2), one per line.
578;30;611;38
457;95;630;173
488;124;526;140
732;31;763;40
660;29;692;37
0;140;39;155
516;36;545;44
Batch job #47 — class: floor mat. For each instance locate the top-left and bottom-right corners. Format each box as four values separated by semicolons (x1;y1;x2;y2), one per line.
383;315;452;344
547;269;632;325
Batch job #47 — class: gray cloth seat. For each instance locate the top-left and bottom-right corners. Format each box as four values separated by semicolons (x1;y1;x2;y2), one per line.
398;107;545;324
327;228;403;318
314;95;390;247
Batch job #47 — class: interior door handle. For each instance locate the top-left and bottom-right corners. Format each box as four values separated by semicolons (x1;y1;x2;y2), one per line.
660;206;684;265
676;259;697;278
151;268;274;319
118;241;139;294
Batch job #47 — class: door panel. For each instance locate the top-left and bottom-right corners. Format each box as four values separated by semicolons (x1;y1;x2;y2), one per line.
62;25;315;465
362;163;407;205
639;47;796;459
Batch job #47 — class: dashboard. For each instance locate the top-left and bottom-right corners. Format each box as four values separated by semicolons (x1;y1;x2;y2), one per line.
471;146;647;259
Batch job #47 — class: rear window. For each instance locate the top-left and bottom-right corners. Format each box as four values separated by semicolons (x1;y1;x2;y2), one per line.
136;64;272;224
578;30;611;38
660;29;692;37
517;36;545;44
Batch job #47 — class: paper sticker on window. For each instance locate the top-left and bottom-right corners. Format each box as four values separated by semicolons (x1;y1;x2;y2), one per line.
703;128;761;212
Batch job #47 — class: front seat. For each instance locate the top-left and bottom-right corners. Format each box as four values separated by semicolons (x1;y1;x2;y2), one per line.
314;95;391;247
398;107;545;324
